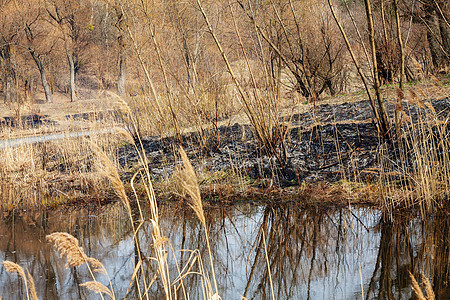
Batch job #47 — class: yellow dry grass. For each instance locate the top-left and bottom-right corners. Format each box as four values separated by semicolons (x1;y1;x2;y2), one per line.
2;261;37;300
46;232;87;268
409;272;435;300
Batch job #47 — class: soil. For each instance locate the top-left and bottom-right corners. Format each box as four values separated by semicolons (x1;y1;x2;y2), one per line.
118;96;450;188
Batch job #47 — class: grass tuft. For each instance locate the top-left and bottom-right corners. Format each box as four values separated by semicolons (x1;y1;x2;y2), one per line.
80;281;115;299
409;272;435;300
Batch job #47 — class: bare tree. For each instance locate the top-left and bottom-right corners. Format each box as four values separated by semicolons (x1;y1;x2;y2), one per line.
404;0;449;72
19;1;53;103
236;0;346;100
0;0;22;103
328;0;391;138
46;0;91;101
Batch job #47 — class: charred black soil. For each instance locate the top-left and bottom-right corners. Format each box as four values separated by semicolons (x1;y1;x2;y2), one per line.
119;97;450;192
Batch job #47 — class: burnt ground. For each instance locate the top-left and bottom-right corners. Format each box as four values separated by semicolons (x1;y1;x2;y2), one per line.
118;97;450;187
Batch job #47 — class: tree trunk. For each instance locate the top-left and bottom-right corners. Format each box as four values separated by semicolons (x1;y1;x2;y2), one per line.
393;0;405;141
68;53;77;102
74;53;80;87
5;76;15;103
327;0;384;136
29;49;52;103
394;0;405;89
425;5;447;70
116;9;126;96
364;0;391;139
438;13;450;68
118;37;126;96
0;45;16;103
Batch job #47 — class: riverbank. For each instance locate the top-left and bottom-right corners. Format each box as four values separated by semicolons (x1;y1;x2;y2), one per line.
113;94;448;212
1;80;450;213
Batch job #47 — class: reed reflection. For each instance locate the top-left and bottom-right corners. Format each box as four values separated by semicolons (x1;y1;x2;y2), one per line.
0;203;448;299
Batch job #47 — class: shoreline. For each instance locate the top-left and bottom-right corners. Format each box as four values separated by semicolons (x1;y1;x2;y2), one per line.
1;96;450;213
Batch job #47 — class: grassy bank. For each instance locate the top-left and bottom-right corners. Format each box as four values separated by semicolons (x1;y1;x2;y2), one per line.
0;77;449;217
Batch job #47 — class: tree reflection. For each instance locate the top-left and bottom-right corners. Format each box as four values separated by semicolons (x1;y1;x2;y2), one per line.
366;213;449;299
0;203;448;299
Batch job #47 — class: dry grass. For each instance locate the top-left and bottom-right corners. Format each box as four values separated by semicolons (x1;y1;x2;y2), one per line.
2;261;37;300
46;232;87;268
0;123;131;210
409;272;435;300
378;81;450;217
46;232;115;300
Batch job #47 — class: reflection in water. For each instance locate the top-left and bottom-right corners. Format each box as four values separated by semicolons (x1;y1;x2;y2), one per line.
0;203;448;299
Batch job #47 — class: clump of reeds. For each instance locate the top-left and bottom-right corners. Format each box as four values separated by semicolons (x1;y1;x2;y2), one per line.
2;261;38;300
409;272;435;300
379;81;450;217
177;147;220;299
92;100;221;299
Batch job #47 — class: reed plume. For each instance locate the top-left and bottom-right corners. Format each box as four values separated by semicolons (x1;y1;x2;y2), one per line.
46;232;87;268
2;261;26;280
46;232;113;300
409;272;435;300
2;261;37;300
178;147;205;225
80;281;115;299
87;257;108;275
92;143;129;209
423;276;435;300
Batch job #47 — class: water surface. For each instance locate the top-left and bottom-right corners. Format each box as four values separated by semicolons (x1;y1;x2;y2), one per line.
0;203;448;299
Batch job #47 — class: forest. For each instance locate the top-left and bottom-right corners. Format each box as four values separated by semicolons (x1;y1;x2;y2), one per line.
0;0;448;106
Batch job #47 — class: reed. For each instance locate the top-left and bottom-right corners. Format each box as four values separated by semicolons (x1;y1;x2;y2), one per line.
85;99;221;299
178;147;220;298
2;261;37;300
378;82;450;217
409;272;435;300
46;232;115;300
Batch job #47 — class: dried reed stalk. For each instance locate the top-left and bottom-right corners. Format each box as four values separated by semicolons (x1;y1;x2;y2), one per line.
178;147;205;225
92;139;149;298
178;147;219;298
93;143;129;209
26;270;38;300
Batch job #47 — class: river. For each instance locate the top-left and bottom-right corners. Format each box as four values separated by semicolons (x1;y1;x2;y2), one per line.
0;203;448;299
